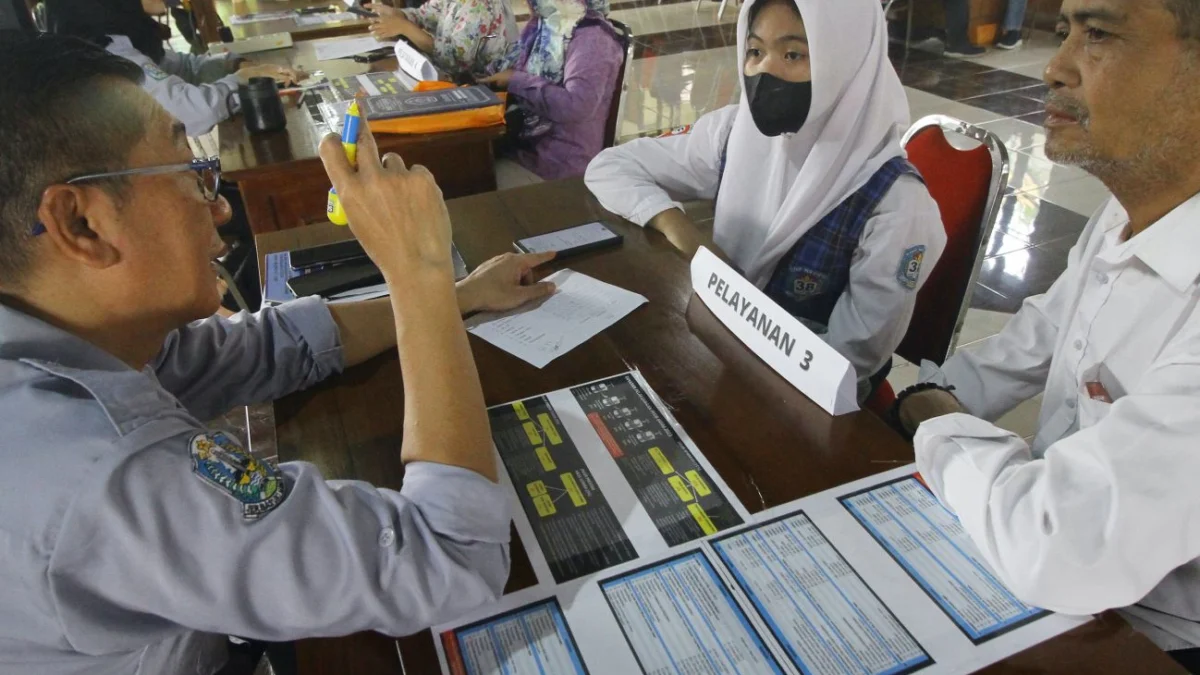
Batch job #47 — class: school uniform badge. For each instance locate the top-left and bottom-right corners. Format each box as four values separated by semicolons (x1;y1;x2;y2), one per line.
190;431;287;521
791;270;826;298
897;245;926;290
656;124;693;138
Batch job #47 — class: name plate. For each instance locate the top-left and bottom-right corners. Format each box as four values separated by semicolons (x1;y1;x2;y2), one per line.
690;247;858;416
394;40;438;82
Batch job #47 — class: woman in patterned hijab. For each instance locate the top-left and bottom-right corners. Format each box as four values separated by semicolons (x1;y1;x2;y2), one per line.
481;0;624;180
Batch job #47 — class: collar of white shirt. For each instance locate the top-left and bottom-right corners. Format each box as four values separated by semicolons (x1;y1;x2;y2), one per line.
1107;191;1200;293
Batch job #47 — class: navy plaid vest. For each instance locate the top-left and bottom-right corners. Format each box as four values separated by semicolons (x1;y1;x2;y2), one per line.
718;150;922;331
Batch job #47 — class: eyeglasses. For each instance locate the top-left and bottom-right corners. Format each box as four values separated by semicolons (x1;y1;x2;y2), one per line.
30;157;222;236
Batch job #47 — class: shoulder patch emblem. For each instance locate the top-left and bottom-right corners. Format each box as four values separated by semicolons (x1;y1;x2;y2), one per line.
144;63;169;81
190;432;286;521
897;245;926;290
656;124;693;138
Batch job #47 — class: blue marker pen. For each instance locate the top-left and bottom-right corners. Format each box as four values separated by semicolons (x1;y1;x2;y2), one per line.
327;101;361;226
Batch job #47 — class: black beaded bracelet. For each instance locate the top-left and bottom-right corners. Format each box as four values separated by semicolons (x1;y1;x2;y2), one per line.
885;382;958;442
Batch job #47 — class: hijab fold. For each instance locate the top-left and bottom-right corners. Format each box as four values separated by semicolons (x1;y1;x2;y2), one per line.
46;0;167;63
716;0;910;287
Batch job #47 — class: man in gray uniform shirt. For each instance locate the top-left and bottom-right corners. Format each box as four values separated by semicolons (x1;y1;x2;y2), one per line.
0;32;557;675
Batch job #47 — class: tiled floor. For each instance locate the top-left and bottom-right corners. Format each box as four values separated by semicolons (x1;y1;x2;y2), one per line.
592;7;1107;437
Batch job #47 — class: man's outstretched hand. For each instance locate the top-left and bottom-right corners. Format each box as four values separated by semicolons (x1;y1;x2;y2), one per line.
458;251;558;314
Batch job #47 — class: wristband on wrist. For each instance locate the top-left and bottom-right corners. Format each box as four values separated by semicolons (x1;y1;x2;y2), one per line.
885;382;958;442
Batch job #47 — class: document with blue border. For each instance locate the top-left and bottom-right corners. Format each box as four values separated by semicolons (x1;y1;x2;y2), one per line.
711;511;932;675
840;475;1047;644
429;452;1089;675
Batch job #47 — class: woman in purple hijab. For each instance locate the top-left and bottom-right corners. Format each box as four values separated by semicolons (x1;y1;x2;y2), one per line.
482;0;624;180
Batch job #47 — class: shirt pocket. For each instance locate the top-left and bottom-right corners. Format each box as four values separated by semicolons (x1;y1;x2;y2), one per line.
1076;362;1123;430
1075;385;1113;430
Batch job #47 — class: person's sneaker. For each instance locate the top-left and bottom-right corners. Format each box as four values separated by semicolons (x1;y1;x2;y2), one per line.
996;30;1024;50
945;43;987;58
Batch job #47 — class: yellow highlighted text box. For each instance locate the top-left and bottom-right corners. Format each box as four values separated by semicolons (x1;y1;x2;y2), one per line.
649;447;674;475
685;470;712;497
538;413;563;445
669;475;694;503
513;401;531;420
534;494;557;517
688;504;718;535
561;473;587;507
522;421;542;446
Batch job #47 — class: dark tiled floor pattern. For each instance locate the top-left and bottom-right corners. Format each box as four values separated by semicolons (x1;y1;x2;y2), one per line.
971;193;1089;313
625;24;1050;119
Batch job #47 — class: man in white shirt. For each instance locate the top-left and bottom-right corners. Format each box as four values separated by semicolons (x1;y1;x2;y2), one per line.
895;0;1200;668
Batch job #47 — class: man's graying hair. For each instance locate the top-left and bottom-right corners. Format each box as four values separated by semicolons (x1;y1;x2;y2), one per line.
1165;0;1200;42
0;31;146;286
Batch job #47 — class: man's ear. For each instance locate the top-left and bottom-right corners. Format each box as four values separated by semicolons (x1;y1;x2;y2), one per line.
35;185;123;270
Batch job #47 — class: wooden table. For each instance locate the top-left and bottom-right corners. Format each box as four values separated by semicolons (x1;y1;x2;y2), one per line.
221;40;502;234
218;0;371;42
255;179;1184;675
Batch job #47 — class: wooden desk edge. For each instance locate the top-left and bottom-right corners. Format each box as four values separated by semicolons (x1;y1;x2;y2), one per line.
222;124;506;182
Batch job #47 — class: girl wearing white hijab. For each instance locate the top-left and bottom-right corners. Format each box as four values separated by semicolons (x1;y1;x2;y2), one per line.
585;0;945;398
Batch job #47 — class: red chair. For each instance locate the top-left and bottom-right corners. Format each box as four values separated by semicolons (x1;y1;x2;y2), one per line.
865;115;1011;415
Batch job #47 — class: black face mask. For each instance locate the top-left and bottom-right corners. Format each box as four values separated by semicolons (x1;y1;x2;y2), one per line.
744;73;812;137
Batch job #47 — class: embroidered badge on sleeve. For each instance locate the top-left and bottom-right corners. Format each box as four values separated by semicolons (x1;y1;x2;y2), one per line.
897;245;926;290
190;431;287;521
791;269;827;298
144;63;170;81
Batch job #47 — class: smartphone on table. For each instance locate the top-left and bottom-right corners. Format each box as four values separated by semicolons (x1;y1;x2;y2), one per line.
346;3;379;18
289;239;368;272
514;221;623;259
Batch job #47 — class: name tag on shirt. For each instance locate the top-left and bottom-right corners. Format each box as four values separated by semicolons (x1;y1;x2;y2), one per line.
690;248;859;416
1085;381;1113;403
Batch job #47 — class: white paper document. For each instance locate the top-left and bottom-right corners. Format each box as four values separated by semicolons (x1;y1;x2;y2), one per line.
313;36;396;61
295;11;357;26
394;39;438;81
465;270;647;368
229;10;294;25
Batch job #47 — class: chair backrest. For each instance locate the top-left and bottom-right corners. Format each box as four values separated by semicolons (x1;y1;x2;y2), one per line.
896;115;1010;366
0;0;35;31
604;19;634;149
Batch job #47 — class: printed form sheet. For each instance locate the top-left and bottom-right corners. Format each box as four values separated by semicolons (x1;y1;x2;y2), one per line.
434;547;788;675
487;371;749;585
711;512;931;675
434;439;1090;674
441;599;588;675
599;551;784;675
840;476;1047;643
466;270;647;368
